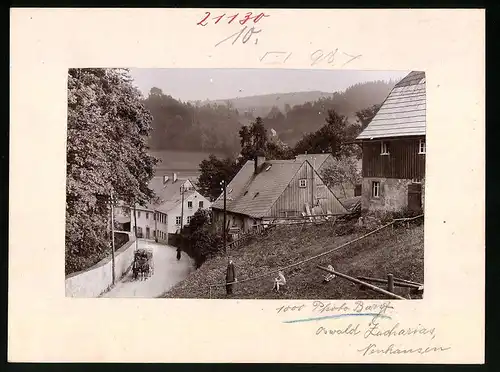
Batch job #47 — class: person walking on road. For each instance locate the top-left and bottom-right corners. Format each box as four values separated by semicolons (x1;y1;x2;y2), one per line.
226;257;237;295
176;248;182;261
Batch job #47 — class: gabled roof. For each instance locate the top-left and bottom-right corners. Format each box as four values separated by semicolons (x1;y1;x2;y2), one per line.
295;153;332;171
211;160;304;218
136;177;194;211
356;71;426;140
156;190;197;213
211;159;347;218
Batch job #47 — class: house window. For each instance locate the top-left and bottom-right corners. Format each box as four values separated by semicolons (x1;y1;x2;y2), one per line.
146;212;149;220
381;141;390;155
176;216;182;225
354;184;362;197
187;201;193;209
299;179;307;188
199;201;204;208
153;230;156;238
419;139;426;154
187;216;193;224
137;211;141;218
372;181;380;198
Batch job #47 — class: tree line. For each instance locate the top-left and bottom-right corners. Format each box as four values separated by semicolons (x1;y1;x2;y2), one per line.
143;80;392;155
196;105;380;201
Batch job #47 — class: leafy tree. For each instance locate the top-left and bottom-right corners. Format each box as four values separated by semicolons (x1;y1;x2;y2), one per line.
239;117;268;162
197;154;240;201
320;156;362;199
66;68;157;274
355;103;381;130
188;208;211;232
265;139;295;160
189;227;223;268
293;109;355;158
181;208;222;268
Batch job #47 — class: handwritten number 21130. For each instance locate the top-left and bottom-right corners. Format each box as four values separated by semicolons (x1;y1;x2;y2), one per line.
197;12;269;26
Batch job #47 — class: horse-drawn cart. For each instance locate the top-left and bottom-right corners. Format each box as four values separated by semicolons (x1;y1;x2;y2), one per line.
132;248;154;280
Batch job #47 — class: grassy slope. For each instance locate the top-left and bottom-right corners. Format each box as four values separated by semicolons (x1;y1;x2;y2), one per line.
164;221;424;300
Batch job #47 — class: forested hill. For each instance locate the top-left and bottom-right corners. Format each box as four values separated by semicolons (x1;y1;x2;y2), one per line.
143;80;395;154
202;91;333;118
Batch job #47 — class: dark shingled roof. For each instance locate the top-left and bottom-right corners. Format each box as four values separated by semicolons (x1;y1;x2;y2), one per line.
356;71;426;140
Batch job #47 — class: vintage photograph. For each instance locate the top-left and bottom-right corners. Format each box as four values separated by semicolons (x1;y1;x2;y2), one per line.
65;68;426;300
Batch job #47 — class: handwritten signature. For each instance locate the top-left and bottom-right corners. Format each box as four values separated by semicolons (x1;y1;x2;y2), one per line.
277;301;394;325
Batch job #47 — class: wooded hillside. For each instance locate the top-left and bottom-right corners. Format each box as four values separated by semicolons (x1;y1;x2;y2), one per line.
144;80;395;155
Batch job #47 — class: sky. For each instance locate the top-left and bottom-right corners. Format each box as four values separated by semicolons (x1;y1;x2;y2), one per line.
128;68;409;102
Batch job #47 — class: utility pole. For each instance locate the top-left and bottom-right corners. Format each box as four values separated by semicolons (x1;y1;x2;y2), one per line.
180;184;185;234
110;190;116;285
133;203;139;251
220;180;227;253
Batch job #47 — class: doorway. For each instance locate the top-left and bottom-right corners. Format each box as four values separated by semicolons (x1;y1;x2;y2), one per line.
408;183;422;212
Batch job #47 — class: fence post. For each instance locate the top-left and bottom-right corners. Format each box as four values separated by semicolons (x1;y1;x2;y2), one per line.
387;274;394;293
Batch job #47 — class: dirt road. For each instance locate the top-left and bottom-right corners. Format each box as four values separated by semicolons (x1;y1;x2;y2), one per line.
102;240;194;298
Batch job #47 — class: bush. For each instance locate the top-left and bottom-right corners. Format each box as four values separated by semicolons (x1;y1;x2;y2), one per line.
188;228;223;268
172;209;225;268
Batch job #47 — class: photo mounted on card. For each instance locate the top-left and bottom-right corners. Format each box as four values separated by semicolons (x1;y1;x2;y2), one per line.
9;8;484;363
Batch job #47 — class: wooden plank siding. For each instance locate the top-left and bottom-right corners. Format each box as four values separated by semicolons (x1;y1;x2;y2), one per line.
362;137;425;180
269;162;346;217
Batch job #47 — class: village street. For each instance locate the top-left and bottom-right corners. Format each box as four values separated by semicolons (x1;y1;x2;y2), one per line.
101;240;194;298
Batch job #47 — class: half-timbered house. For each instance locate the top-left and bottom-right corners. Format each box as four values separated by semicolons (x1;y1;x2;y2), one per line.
355;71;426;213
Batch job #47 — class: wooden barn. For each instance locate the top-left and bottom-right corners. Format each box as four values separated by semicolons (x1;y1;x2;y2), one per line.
211;156;348;234
295;153;362;199
355;71;426;213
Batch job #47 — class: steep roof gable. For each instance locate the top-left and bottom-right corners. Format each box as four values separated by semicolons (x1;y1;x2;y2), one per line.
211;160;304;218
295;153;332;171
212;159;347;218
356;71;426;140
137;177;194;210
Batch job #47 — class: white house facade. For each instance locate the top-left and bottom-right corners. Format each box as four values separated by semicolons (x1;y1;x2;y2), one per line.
126;174;212;241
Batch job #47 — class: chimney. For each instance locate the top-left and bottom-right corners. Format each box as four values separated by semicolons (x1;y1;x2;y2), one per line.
173;173;178;183
254;155;266;174
163;175;170;184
